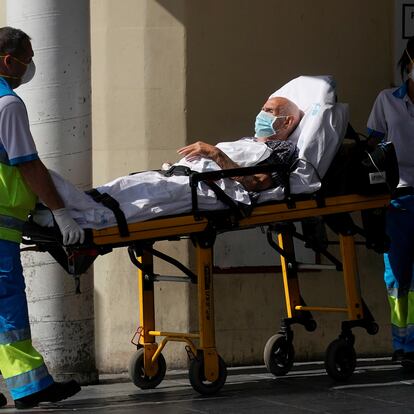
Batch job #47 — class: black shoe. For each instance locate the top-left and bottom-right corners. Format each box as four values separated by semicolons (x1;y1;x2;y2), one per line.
401;352;414;370
14;380;81;409
392;349;405;362
0;392;7;407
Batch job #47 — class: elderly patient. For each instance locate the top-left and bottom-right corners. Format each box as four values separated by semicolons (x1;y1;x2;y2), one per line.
33;97;301;235
178;97;301;191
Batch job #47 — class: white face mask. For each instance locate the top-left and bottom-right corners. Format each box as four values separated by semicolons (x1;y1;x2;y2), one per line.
20;61;36;84
409;66;414;81
406;49;414;80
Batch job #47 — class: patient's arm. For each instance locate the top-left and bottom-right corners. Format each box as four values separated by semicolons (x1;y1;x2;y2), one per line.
177;141;273;191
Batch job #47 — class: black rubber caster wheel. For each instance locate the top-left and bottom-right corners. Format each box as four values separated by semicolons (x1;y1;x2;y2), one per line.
324;338;356;381
188;353;227;395
366;322;379;335
129;348;167;389
305;319;317;332
264;334;295;376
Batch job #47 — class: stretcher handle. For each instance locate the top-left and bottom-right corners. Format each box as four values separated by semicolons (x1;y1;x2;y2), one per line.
22;221;62;244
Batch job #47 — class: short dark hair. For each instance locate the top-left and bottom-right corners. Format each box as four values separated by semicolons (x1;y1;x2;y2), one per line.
398;36;414;81
0;26;31;56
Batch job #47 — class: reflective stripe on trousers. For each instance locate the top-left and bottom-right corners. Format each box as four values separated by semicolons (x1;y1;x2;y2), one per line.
384;195;414;352
0;239;53;399
0;340;54;399
388;293;414;352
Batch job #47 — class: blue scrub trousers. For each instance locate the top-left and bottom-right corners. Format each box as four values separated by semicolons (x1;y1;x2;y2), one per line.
0;239;53;400
384;195;414;353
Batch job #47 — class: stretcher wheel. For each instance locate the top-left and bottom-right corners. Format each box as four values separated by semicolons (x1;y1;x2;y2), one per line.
188;353;227;395
305;320;317;332
263;334;295;376
324;338;356;381
366;322;379;335
128;348;166;389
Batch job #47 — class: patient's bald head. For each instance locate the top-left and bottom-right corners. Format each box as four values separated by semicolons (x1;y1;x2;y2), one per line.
259;97;302;141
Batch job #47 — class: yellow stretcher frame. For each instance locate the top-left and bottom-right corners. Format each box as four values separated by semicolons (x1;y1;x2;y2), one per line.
89;193;390;394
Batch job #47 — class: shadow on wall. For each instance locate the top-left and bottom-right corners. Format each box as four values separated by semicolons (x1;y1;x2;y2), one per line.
156;0;391;138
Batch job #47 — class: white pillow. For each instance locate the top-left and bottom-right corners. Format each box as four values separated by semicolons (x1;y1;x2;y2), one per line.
259;75;349;200
270;75;337;111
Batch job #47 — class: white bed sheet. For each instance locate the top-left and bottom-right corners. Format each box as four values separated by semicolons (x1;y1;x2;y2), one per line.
46;139;270;229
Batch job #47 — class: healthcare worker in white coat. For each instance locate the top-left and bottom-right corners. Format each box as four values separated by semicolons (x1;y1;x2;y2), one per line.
367;36;414;367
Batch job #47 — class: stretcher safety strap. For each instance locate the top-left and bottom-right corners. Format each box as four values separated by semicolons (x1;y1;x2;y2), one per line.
162;165;192;177
163;165;249;220
204;180;251;220
86;188;129;237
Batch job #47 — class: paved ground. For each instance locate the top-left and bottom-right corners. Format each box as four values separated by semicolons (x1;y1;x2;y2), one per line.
2;358;414;413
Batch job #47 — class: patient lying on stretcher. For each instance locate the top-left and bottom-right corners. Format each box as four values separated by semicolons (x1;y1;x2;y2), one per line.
32;97;301;230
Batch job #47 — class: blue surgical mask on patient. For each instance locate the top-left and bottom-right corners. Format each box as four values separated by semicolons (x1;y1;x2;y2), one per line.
255;111;277;138
255;111;291;138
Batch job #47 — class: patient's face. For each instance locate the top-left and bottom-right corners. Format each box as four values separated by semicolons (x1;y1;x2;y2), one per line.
262;97;283;116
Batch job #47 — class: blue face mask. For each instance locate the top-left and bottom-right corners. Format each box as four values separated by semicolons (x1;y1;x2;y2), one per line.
255;111;290;138
255;111;276;138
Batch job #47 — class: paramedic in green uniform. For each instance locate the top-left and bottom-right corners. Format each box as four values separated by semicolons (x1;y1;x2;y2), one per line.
0;27;84;409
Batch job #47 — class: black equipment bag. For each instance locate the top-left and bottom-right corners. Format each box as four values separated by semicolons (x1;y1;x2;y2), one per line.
356;141;399;195
321;127;399;253
322;139;399;197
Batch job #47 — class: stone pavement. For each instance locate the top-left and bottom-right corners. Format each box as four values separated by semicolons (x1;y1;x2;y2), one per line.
2;358;414;413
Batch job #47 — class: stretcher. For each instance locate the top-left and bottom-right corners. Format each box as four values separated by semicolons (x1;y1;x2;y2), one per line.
22;161;391;395
21;75;395;394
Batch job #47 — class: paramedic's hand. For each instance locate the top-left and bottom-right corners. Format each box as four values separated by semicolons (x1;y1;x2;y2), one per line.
52;208;85;245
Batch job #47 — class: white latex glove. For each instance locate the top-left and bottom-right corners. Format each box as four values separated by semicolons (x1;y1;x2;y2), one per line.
52;208;85;245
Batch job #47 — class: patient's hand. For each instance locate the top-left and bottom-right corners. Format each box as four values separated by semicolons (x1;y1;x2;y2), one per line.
161;162;172;171
178;140;272;191
177;141;220;162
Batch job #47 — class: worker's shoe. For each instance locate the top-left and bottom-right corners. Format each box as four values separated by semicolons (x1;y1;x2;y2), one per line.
0;392;7;407
401;352;414;370
14;380;81;409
